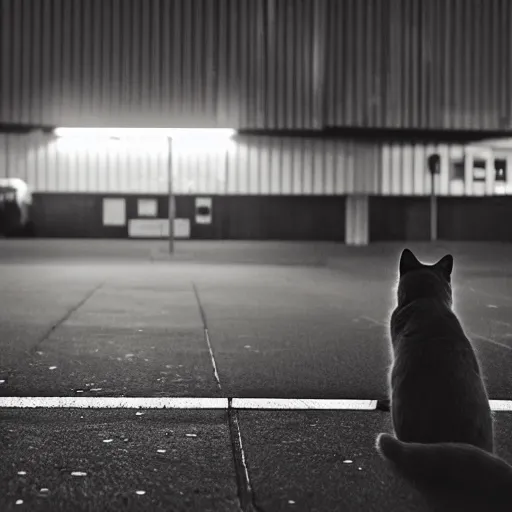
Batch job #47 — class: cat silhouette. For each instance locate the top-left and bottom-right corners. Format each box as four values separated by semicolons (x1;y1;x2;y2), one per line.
376;248;512;509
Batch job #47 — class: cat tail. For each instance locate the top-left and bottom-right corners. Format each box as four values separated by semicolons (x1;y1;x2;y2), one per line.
376;433;512;499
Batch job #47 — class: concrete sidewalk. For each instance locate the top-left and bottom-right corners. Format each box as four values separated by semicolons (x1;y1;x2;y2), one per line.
2;238;512;267
1;241;512;510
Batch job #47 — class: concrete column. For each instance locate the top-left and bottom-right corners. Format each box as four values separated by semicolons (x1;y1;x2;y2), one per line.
345;195;369;246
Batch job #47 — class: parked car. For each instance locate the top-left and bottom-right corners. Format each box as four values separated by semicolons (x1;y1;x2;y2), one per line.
0;178;35;236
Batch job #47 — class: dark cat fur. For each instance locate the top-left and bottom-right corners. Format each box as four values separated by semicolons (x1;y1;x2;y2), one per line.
376;248;512;506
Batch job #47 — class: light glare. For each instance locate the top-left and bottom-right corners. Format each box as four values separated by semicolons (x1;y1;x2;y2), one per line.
54;127;236;141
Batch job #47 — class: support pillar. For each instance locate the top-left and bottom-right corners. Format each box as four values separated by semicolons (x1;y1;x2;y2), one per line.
345;195;369;246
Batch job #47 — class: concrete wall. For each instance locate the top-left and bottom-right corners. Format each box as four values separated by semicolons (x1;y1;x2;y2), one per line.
31;193;346;241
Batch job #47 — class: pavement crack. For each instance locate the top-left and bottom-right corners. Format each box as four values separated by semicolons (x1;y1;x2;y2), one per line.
192;282;222;391
29;280;106;357
228;398;261;512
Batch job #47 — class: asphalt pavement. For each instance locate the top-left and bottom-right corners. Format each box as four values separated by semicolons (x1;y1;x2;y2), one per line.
1;239;512;511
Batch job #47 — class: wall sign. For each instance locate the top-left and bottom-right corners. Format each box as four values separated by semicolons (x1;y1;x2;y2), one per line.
137;198;158;217
102;198;126;226
128;218;191;238
195;197;212;224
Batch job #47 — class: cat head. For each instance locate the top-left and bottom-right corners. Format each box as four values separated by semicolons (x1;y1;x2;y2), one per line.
397;248;453;307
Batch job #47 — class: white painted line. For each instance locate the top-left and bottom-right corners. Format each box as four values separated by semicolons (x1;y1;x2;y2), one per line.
231;399;378;410
489;400;512;411
0;397;509;411
0;397;228;409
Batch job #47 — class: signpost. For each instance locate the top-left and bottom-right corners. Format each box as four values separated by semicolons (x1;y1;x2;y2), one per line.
427;153;440;242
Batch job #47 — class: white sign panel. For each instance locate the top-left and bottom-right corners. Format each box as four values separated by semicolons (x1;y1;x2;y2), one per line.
195;197;212;224
137;198;158;217
128;218;191;239
102;198;126;226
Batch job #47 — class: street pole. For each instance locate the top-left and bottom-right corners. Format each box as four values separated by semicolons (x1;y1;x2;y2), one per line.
430;171;437;242
167;136;175;254
427;153;439;242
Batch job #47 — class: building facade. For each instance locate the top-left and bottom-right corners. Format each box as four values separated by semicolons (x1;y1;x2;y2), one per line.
1;132;510;242
1;0;512;242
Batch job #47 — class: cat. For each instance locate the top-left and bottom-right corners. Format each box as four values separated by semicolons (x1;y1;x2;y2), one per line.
376;248;512;506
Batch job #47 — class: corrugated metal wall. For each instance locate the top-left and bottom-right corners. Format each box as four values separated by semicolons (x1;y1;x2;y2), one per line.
0;133;381;195
327;0;512;130
1;0;511;130
3;133;512;196
2;133;512;196
381;142;512;196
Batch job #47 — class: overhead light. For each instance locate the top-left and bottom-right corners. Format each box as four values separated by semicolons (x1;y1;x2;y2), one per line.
53;127;236;141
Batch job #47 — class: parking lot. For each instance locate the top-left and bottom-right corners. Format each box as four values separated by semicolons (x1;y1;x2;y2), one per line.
1;239;511;511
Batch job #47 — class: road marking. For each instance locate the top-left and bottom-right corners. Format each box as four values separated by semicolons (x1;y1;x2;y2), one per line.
490;400;512;411
231;398;378;410
0;397;510;411
0;397;228;409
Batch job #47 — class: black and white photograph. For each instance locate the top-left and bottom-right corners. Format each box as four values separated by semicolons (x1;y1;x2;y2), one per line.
1;0;512;510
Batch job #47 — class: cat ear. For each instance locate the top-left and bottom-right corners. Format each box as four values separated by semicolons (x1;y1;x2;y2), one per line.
434;254;453;276
399;248;423;276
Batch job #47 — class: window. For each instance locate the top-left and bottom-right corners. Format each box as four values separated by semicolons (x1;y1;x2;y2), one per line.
451;160;465;180
473;159;486;182
494;159;507;182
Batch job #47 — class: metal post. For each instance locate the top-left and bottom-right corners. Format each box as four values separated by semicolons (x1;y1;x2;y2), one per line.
430;169;437;242
167;136;175;254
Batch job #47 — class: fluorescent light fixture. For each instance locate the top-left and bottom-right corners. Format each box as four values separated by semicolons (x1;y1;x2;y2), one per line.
53;127;236;140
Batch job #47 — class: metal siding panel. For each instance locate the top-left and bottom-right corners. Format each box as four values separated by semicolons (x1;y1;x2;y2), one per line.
269;139;281;195
96;150;108;192
236;143;248;194
66;151;77;193
218;0;229;125
0;0;11;121
334;142;347;195
423;144;434;195
486;152;495;196
324;140;335;195
140;0;152;123
388;145;401;195
381;145;391;195
201;154;211;194
226;148;237;195
438;145;450;196
411;145;424;195
10;0;22;123
259;140;271;195
25;135;38;190
464;149;474;196
79;0;91;122
47;140;59;192
53;146;65;192
281;142;293;194
301;139;310;194
160;0;172;122
312;140;324;195
0;0;510;129
400;145;414;195
29;0;42;123
172;152;182;195
247;142;259;195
